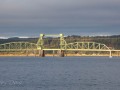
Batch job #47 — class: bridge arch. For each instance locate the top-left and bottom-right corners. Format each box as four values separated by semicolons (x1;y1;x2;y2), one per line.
64;42;110;50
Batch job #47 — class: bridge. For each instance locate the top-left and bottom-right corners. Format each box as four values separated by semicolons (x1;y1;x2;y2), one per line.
0;34;120;57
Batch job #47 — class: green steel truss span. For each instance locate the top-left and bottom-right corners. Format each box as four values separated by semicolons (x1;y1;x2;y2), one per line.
0;42;110;51
64;42;110;50
0;34;112;52
0;42;37;51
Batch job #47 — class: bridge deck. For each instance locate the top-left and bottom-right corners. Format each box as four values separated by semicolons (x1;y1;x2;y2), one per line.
0;48;120;52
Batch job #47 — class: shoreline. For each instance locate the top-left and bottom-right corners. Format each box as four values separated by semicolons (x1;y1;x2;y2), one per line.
0;54;119;57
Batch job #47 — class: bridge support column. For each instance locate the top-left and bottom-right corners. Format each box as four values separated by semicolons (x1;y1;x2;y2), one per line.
39;50;45;57
26;50;29;56
117;52;120;56
109;51;112;58
53;50;55;57
34;50;37;57
57;50;65;57
65;50;67;56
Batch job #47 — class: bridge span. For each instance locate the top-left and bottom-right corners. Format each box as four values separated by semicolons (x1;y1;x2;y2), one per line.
0;34;120;57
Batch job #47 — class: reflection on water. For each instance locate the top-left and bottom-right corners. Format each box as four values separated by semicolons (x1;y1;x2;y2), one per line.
0;56;120;90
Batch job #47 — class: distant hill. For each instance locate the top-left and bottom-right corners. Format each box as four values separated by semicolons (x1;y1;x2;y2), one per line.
0;37;38;44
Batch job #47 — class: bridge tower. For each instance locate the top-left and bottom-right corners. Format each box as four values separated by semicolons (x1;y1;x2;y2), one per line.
37;34;44;49
37;34;45;57
60;34;66;49
59;34;66;57
37;33;66;57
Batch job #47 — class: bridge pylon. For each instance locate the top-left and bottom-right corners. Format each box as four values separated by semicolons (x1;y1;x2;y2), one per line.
37;34;44;50
36;33;66;57
60;34;66;49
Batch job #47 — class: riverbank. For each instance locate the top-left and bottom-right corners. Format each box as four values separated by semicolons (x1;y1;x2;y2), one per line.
0;53;120;57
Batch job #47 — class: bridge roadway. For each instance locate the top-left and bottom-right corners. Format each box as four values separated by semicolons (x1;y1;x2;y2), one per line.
0;48;120;52
1;47;120;52
43;49;112;51
42;49;120;52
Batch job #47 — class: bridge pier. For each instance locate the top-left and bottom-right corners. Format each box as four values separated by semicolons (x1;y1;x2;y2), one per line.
34;50;37;57
53;50;55;57
65;50;67;56
57;50;65;57
26;50;29;56
39;50;45;57
109;51;112;58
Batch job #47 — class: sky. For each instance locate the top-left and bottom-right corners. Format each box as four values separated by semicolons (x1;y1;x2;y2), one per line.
0;0;120;37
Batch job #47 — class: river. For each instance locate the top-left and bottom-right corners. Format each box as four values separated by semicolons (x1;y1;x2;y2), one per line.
0;56;120;90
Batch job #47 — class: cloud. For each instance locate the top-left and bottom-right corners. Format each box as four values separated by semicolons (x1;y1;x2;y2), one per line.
0;0;120;36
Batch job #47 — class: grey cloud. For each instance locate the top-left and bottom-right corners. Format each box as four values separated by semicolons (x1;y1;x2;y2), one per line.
0;0;120;36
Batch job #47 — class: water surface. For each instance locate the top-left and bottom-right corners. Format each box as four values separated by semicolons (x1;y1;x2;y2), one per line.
0;56;120;90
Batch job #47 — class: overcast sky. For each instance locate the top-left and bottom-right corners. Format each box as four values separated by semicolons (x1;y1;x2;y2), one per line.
0;0;120;37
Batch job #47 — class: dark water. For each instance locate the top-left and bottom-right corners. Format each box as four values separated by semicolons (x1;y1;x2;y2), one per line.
0;56;120;90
